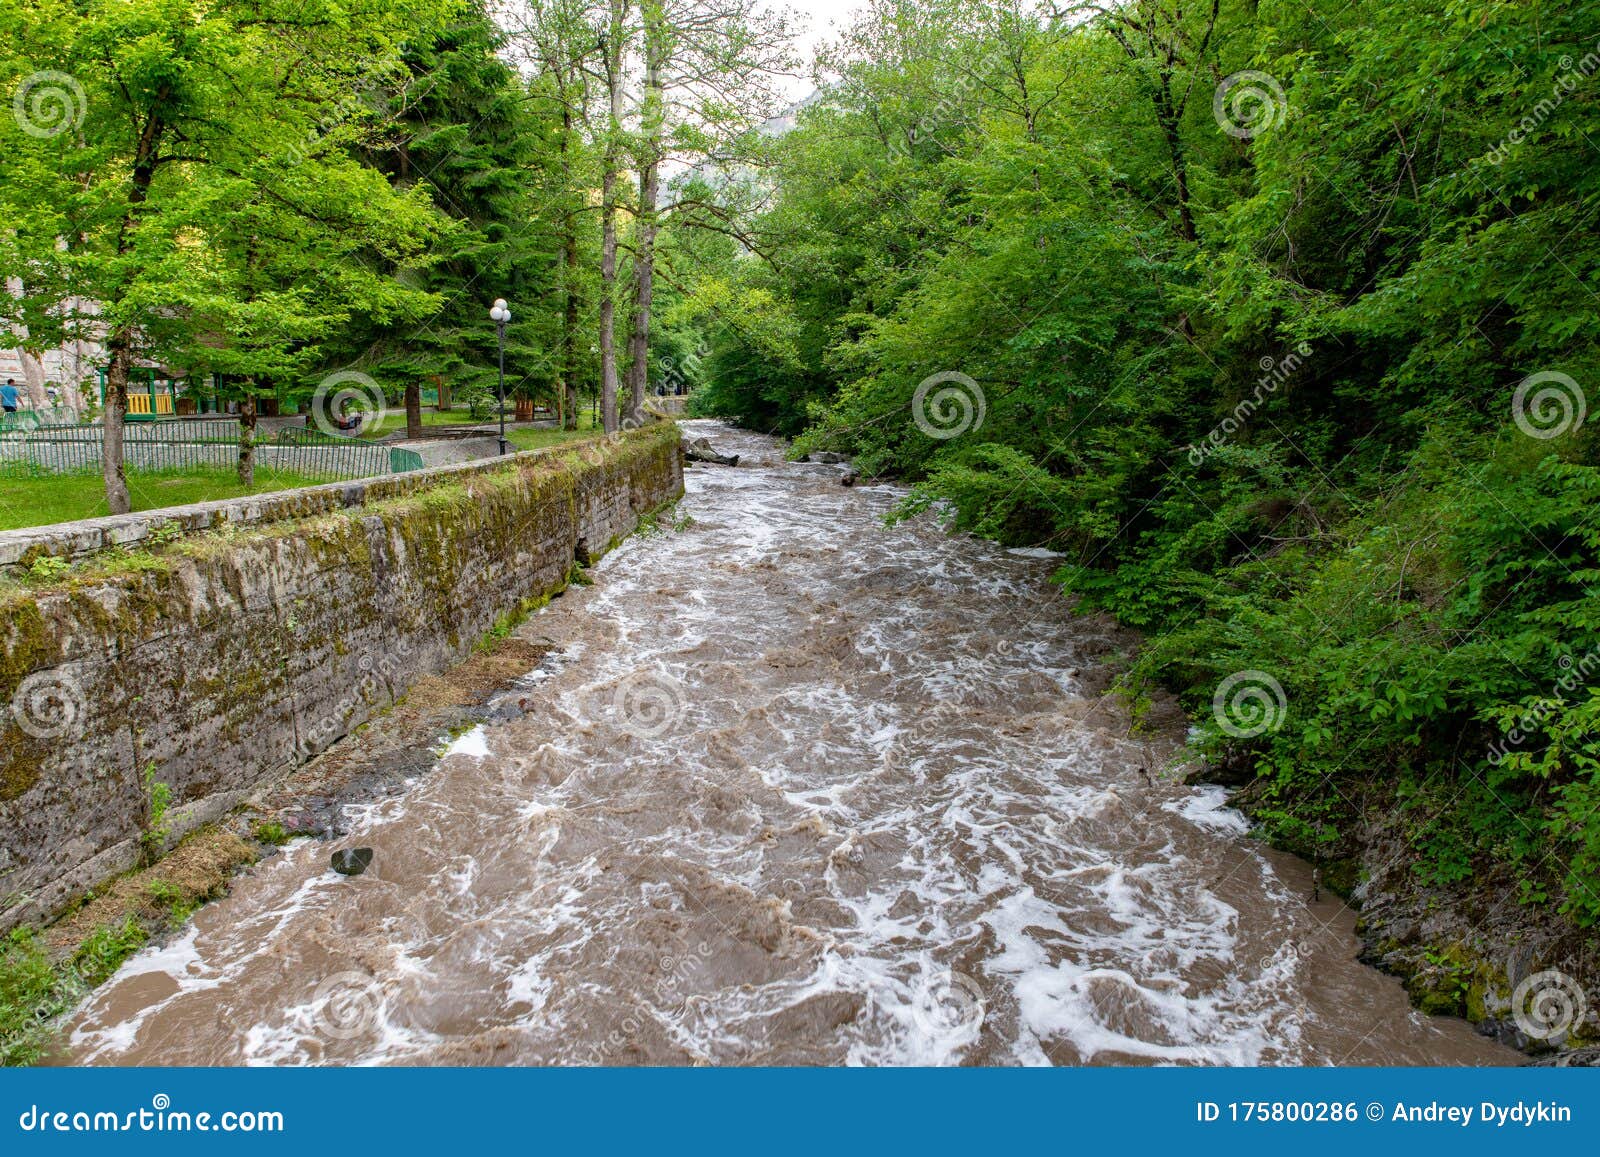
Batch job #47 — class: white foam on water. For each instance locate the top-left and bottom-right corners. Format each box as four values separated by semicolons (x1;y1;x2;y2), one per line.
62;420;1511;1068
1165;785;1251;835
442;725;490;759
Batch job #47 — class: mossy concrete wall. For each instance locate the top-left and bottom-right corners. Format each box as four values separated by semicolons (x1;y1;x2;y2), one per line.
0;424;682;931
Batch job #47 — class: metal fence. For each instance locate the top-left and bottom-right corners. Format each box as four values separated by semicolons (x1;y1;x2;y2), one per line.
0;419;423;479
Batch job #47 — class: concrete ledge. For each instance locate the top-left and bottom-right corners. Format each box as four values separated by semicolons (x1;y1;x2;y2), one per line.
0;433;622;571
0;422;683;932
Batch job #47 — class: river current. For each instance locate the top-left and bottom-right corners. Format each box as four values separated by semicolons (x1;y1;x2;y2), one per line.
67;421;1514;1065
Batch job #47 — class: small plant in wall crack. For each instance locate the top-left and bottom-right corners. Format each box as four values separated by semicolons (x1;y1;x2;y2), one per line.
139;763;173;867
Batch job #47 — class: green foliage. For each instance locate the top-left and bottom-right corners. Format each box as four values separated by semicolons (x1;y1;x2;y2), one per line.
69;917;148;988
682;0;1600;926
0;930;60;1067
25;556;69;582
251;820;291;846
139;763;172;867
144;880;195;927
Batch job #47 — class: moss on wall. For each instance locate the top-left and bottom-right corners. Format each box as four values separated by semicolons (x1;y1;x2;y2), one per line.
0;423;683;932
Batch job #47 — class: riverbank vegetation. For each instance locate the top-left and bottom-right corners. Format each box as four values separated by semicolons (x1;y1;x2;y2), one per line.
677;0;1600;929
1;0;777;511
4;0;1595;946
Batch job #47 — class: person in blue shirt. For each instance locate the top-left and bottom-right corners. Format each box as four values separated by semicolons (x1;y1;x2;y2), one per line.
1;380;19;413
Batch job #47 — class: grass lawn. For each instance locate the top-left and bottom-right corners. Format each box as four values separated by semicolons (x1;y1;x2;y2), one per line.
507;410;606;452
354;408;506;439
0;411;652;531
357;407;607;444
0;467;338;531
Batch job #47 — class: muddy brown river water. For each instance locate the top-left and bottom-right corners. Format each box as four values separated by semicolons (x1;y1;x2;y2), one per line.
67;421;1516;1065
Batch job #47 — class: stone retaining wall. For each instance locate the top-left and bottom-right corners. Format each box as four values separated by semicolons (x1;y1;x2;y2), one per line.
0;424;682;930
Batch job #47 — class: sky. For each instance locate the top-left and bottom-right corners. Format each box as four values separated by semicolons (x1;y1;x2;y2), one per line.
781;0;865;96
789;0;863;55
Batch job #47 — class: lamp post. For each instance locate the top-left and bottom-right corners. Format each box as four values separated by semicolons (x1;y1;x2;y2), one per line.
490;298;511;454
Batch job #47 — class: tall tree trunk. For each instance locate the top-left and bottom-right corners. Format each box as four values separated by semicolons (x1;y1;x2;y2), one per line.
597;0;628;436
16;348;49;411
625;2;664;428
405;380;422;438
237;390;256;487
557;78;582;432
102;112;164;514
102;333;132;513
560;192;581;431
600;178;619;435
1154;68;1196;244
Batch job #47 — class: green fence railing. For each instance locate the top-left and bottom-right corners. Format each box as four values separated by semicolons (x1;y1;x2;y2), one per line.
0;411;43;435
0;419;423;480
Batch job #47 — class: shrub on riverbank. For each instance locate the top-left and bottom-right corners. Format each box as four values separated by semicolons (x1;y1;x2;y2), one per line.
681;0;1600;932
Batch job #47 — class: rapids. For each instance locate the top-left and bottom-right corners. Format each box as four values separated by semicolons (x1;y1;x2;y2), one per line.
66;421;1514;1066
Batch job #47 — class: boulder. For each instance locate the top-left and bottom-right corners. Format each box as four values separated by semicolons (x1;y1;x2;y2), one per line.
682;437;739;466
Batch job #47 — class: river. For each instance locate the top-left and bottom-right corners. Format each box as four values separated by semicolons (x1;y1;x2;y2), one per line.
66;421;1514;1065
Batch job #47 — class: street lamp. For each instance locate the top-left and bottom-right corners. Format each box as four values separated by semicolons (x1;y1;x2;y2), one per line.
489;298;511;454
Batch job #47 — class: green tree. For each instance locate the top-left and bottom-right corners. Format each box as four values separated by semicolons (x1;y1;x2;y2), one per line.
0;0;450;509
